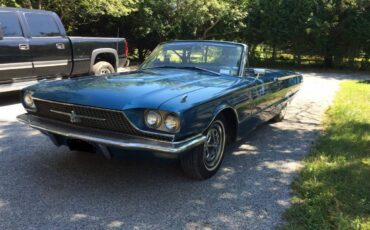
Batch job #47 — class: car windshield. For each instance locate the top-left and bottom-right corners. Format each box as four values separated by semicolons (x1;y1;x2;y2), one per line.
140;42;244;77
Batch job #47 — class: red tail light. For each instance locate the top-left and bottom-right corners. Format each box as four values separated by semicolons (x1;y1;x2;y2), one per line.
124;40;128;57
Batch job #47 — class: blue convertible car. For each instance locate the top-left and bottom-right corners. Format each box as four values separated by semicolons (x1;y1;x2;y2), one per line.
17;40;302;179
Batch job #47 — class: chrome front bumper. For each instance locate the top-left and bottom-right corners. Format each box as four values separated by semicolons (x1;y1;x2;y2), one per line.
17;113;206;156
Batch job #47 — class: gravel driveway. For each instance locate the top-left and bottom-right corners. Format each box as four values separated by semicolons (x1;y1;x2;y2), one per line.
0;72;367;229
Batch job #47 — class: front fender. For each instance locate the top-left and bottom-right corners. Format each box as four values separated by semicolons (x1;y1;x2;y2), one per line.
204;104;239;132
177;101;238;141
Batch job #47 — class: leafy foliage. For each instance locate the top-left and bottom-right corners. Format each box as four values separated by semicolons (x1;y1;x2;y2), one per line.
120;0;247;60
0;0;369;68
245;0;370;68
0;0;137;32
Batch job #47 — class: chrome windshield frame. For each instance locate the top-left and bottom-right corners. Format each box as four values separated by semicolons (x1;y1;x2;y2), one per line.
139;40;248;78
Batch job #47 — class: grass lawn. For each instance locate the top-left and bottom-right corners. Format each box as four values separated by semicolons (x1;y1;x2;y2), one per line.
282;80;370;229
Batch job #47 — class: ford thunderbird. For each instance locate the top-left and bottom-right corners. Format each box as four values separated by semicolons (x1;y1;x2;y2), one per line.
17;40;303;179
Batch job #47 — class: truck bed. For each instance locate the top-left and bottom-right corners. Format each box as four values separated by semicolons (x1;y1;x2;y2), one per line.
68;37;127;76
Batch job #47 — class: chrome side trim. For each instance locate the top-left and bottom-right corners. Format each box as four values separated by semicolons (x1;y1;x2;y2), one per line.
0;60;70;70
198;74;302;135
33;98;175;140
0;62;33;71
73;58;90;62
17;113;206;154
33;60;69;68
278;74;301;81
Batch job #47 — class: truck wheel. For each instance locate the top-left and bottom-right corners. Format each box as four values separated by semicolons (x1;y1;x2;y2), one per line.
92;61;115;76
181;115;227;180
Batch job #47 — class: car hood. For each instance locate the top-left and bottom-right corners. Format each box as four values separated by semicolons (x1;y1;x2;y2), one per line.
28;69;240;110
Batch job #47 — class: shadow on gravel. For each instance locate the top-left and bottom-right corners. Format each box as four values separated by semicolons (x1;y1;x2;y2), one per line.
0;91;20;106
0;117;318;229
359;80;370;84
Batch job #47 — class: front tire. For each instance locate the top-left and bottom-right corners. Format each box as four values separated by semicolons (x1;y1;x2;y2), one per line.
181;116;227;180
91;61;115;76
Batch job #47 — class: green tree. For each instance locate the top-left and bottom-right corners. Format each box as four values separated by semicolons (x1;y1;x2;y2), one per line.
0;0;137;33
300;0;370;67
1;0;369;69
245;0;290;62
121;0;247;61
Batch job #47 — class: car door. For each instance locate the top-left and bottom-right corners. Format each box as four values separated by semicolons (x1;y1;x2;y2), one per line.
233;77;266;134
235;69;284;135
253;73;282;121
23;12;71;77
0;11;33;83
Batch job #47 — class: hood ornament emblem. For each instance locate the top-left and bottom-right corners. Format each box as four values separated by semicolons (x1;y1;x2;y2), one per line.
181;95;188;103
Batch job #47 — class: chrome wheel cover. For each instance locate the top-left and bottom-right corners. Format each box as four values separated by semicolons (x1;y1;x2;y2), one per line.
100;68;111;75
203;120;226;171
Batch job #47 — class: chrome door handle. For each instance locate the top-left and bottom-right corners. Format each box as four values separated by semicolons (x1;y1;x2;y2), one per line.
19;44;30;51
56;43;65;50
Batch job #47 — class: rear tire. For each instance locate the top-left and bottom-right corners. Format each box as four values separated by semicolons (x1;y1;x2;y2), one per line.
92;61;115;76
272;104;288;122
181;115;227;180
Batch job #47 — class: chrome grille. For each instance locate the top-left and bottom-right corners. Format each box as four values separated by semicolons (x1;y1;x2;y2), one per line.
31;99;172;141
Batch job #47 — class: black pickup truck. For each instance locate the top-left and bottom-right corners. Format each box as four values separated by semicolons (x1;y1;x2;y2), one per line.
0;7;128;92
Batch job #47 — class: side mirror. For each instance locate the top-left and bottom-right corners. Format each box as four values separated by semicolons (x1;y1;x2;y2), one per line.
0;23;4;40
254;68;266;78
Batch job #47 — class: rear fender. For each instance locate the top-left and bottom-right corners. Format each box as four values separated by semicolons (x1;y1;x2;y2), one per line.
90;48;118;72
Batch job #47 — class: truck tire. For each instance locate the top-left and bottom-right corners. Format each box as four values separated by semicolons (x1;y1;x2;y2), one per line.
92;61;115;76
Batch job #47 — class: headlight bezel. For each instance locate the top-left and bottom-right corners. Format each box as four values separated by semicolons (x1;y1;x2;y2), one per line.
144;110;162;128
164;113;180;132
144;110;181;133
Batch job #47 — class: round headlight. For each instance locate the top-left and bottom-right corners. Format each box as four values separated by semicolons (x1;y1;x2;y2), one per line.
145;110;162;128
24;91;36;109
164;114;180;132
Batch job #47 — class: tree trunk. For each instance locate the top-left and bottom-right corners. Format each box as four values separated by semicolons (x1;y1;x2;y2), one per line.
249;44;255;59
25;0;32;8
348;56;354;69
249;44;257;66
361;55;369;70
37;0;43;9
324;43;333;68
295;54;301;65
271;44;276;63
202;19;220;39
324;55;333;68
138;47;145;62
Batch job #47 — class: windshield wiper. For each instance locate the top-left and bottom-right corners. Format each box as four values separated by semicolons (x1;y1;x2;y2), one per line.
180;66;221;76
141;66;221;76
141;66;178;71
